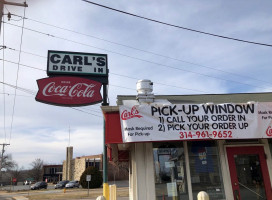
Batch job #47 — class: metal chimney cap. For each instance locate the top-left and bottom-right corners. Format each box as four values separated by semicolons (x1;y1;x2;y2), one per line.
136;79;153;95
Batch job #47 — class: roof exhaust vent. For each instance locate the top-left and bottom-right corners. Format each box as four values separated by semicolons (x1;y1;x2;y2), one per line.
136;79;154;103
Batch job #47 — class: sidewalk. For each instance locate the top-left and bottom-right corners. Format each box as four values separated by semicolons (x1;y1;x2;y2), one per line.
12;196;29;200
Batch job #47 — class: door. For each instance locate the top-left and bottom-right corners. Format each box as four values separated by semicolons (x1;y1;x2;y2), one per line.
226;146;272;200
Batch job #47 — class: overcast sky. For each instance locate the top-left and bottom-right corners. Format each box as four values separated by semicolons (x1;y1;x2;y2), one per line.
1;0;272;169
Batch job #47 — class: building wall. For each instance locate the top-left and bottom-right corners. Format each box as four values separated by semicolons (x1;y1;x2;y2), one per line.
74;158;86;181
63;153;103;181
62;159;75;181
43;165;63;183
133;139;272;200
66;147;73;180
62;160;67;180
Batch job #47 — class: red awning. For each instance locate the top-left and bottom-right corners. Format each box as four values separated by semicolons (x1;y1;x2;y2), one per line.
104;112;123;144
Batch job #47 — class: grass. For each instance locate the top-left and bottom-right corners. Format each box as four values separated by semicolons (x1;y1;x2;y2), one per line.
27;188;103;200
26;187;129;200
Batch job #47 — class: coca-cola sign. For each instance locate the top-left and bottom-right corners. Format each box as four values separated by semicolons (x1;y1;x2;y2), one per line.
35;76;102;106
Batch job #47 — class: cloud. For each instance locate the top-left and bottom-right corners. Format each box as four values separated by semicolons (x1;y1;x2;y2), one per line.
1;0;272;168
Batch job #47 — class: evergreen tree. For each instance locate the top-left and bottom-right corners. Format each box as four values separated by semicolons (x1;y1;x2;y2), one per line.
80;166;102;189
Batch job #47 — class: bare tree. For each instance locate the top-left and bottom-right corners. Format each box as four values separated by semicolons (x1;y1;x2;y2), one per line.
29;158;44;181
9;165;24;183
0;154;16;172
0;154;17;184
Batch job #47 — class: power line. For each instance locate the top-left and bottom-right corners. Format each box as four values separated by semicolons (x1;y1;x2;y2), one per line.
8;14;272;85
70;107;102;118
1;57;210;94
2;50;209;93
82;0;272;48
0;81;104;117
0;92;32;97
9;5;26;143
0;59;145;93
0;81;36;95
2;22;270;90
2;45;270;93
0;58;45;71
81;107;102;114
110;73;209;93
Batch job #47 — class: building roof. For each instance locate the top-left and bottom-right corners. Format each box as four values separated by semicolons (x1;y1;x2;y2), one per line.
43;164;63;168
101;92;272;113
75;154;102;159
116;92;272;105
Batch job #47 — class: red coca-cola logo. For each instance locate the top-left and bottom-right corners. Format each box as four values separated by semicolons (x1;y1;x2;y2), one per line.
35;76;102;106
121;106;143;120
266;126;272;137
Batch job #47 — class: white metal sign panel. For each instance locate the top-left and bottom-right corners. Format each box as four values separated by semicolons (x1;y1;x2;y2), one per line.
86;175;91;182
119;102;272;143
47;50;108;76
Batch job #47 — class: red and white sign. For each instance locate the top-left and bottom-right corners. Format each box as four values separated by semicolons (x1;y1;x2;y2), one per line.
35;76;102;106
119;102;272;143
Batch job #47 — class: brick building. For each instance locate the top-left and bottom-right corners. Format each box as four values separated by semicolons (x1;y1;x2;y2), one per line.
62;146;103;181
43;164;63;183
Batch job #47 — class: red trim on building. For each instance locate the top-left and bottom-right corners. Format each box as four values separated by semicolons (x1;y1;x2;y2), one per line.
118;150;129;162
227;146;272;200
105;112;123;144
107;146;112;161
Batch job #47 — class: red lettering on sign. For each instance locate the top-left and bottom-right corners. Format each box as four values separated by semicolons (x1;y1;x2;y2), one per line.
266;126;272;137
121;106;142;120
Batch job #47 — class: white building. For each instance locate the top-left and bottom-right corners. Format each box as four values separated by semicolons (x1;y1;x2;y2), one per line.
102;81;272;200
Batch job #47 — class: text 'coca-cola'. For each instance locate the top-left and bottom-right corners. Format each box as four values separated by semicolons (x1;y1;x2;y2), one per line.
35;76;102;106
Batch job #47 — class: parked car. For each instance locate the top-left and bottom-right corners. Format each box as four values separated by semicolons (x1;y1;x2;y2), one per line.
65;181;80;188
30;181;48;190
24;180;29;185
55;180;69;189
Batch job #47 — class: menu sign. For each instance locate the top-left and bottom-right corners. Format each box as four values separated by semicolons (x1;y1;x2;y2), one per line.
119;103;272;142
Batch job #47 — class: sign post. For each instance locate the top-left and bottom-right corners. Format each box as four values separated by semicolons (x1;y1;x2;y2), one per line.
36;50;109;199
86;175;91;196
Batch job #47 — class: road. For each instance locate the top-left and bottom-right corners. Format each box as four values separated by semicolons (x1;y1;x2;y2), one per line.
0;184;55;192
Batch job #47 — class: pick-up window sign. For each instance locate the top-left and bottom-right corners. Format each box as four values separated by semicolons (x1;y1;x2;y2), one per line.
47;50;108;76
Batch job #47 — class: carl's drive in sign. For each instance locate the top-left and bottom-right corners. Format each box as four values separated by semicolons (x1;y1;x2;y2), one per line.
35;76;102;106
47;50;108;76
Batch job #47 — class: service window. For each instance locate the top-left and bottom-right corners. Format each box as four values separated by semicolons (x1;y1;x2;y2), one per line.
153;142;189;200
188;141;226;200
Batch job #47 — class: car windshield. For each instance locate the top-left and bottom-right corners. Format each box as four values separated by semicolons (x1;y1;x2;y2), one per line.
59;181;66;184
35;182;41;186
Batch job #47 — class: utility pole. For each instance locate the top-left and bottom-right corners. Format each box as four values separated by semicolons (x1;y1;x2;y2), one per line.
0;0;27;186
0;0;28;34
0;143;10;184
